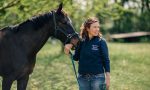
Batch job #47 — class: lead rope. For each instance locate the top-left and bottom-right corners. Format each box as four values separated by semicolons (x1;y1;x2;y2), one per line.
69;51;80;89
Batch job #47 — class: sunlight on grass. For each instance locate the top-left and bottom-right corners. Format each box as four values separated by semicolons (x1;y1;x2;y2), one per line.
0;42;149;90
109;42;150;90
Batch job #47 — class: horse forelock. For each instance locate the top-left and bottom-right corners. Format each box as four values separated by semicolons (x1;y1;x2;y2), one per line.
61;10;68;16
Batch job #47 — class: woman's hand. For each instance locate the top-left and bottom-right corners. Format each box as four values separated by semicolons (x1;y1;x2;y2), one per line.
64;44;73;55
106;72;110;90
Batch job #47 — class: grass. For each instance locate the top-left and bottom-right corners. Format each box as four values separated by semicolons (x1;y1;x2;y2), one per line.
109;43;150;90
0;41;150;90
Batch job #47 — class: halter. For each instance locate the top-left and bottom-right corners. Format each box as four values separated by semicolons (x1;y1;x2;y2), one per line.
52;11;78;46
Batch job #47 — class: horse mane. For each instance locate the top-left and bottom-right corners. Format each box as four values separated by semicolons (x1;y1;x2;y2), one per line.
29;12;52;30
29;9;68;30
1;10;67;33
0;12;53;33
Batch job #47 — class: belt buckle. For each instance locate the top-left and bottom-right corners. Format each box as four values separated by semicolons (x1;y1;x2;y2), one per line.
85;74;90;78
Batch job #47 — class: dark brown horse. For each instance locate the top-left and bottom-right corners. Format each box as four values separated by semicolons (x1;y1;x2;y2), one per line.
0;3;79;90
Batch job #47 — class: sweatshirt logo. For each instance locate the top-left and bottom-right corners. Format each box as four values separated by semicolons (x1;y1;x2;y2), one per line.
92;45;99;50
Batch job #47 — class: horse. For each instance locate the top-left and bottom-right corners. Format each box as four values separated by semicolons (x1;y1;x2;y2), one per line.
0;3;79;90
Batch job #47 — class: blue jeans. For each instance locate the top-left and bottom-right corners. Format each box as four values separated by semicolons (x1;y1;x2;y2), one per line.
78;73;106;90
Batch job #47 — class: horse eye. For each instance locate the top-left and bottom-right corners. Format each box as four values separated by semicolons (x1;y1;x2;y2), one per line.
58;22;63;26
62;20;67;24
58;21;66;26
60;21;67;25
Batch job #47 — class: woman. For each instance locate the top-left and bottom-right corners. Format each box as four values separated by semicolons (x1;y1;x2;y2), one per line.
64;17;110;90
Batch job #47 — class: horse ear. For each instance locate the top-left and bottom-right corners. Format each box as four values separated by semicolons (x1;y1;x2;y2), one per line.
56;3;63;13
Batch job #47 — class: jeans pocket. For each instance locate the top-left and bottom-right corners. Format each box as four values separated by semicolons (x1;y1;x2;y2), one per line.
99;83;106;90
94;74;105;83
78;74;85;80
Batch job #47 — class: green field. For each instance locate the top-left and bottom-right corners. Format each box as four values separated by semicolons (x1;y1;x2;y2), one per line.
0;41;150;90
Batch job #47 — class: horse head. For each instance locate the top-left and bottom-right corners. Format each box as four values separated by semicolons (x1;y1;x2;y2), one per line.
52;3;80;48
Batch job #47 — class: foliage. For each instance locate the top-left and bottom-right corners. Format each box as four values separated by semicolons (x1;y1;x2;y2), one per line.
0;0;149;34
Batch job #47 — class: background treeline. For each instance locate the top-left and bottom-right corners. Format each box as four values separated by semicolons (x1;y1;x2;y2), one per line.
0;0;149;34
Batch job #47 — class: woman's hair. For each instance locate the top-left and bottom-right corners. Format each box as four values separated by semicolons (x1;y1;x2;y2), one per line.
80;17;102;39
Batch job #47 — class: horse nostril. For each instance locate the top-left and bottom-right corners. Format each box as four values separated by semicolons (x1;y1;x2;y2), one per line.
71;38;80;47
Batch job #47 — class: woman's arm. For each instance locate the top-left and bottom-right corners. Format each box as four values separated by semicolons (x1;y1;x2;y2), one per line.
106;72;110;90
64;44;73;55
99;38;110;90
100;38;110;73
64;43;81;61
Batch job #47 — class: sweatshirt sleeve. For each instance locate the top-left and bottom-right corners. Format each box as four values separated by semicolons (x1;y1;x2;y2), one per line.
100;38;110;72
73;42;81;61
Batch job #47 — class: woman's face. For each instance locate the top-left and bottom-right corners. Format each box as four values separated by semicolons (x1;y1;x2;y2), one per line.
87;22;100;37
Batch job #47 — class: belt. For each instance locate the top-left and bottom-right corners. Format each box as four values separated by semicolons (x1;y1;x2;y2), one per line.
79;73;103;77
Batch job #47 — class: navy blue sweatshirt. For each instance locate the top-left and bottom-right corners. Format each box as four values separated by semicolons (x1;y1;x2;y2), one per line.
73;36;110;74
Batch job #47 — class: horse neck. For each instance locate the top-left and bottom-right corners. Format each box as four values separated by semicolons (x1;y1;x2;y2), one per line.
30;24;53;55
18;14;55;56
